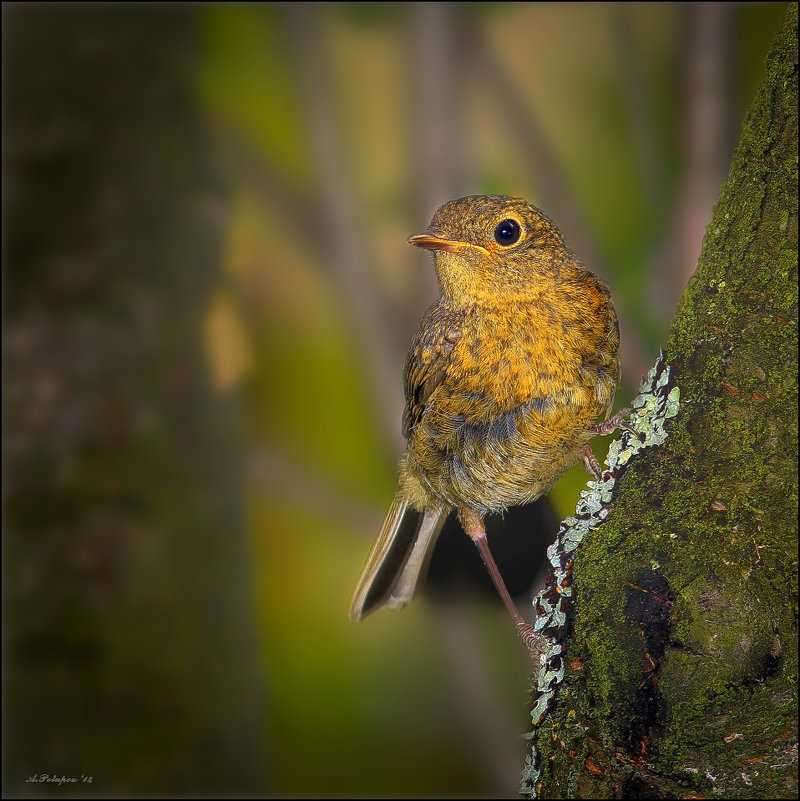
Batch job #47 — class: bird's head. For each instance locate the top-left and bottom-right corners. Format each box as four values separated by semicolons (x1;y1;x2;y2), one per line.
408;194;576;305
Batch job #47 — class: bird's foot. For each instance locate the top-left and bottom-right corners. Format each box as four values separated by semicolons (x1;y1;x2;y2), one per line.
591;408;637;438
515;621;546;661
583;444;602;480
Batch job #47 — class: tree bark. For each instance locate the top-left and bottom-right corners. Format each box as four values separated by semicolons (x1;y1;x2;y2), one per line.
524;4;798;798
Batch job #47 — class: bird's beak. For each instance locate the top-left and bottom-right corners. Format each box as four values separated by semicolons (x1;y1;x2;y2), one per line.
407;231;470;253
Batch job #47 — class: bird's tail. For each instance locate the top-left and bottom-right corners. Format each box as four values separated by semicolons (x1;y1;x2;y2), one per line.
349;492;448;621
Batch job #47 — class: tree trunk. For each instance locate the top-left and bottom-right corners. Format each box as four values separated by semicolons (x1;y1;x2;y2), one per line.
3;6;267;796
524;4;798;798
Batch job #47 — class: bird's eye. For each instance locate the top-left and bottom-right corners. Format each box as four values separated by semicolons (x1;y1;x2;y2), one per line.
493;218;521;246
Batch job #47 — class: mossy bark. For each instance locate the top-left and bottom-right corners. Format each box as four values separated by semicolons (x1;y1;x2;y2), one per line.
3;6;267;796
528;5;798;798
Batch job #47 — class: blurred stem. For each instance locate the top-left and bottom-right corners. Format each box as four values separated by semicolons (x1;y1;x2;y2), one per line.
650;3;733;322
408;2;466;320
609;6;662;204
411;3;466;210
678;3;733;298
283;2;404;451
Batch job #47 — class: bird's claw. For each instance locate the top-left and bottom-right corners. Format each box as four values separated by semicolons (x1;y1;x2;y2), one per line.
516;621;546;660
583;444;602;480
590;407;633;437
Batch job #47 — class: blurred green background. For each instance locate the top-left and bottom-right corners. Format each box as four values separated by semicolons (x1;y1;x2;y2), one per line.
3;2;789;797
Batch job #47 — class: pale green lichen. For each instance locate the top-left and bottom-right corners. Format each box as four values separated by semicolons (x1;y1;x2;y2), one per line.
521;351;680;798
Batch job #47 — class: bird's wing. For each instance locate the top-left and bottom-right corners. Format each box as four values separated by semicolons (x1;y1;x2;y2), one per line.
402;304;462;439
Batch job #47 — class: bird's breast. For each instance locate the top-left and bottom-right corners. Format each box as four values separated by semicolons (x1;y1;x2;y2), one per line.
406;294;618;512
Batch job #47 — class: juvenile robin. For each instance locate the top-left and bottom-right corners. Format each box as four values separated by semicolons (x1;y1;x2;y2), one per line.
349;195;626;650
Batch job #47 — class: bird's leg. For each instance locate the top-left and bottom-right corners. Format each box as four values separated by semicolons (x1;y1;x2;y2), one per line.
583;408;638;479
458;507;544;657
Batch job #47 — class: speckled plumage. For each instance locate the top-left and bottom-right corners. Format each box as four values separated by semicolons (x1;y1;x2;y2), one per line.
350;195;621;627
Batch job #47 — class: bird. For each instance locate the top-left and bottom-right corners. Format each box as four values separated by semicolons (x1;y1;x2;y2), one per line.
349;194;626;651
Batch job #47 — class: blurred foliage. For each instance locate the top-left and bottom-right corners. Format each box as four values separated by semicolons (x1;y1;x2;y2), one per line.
3;2;789;798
